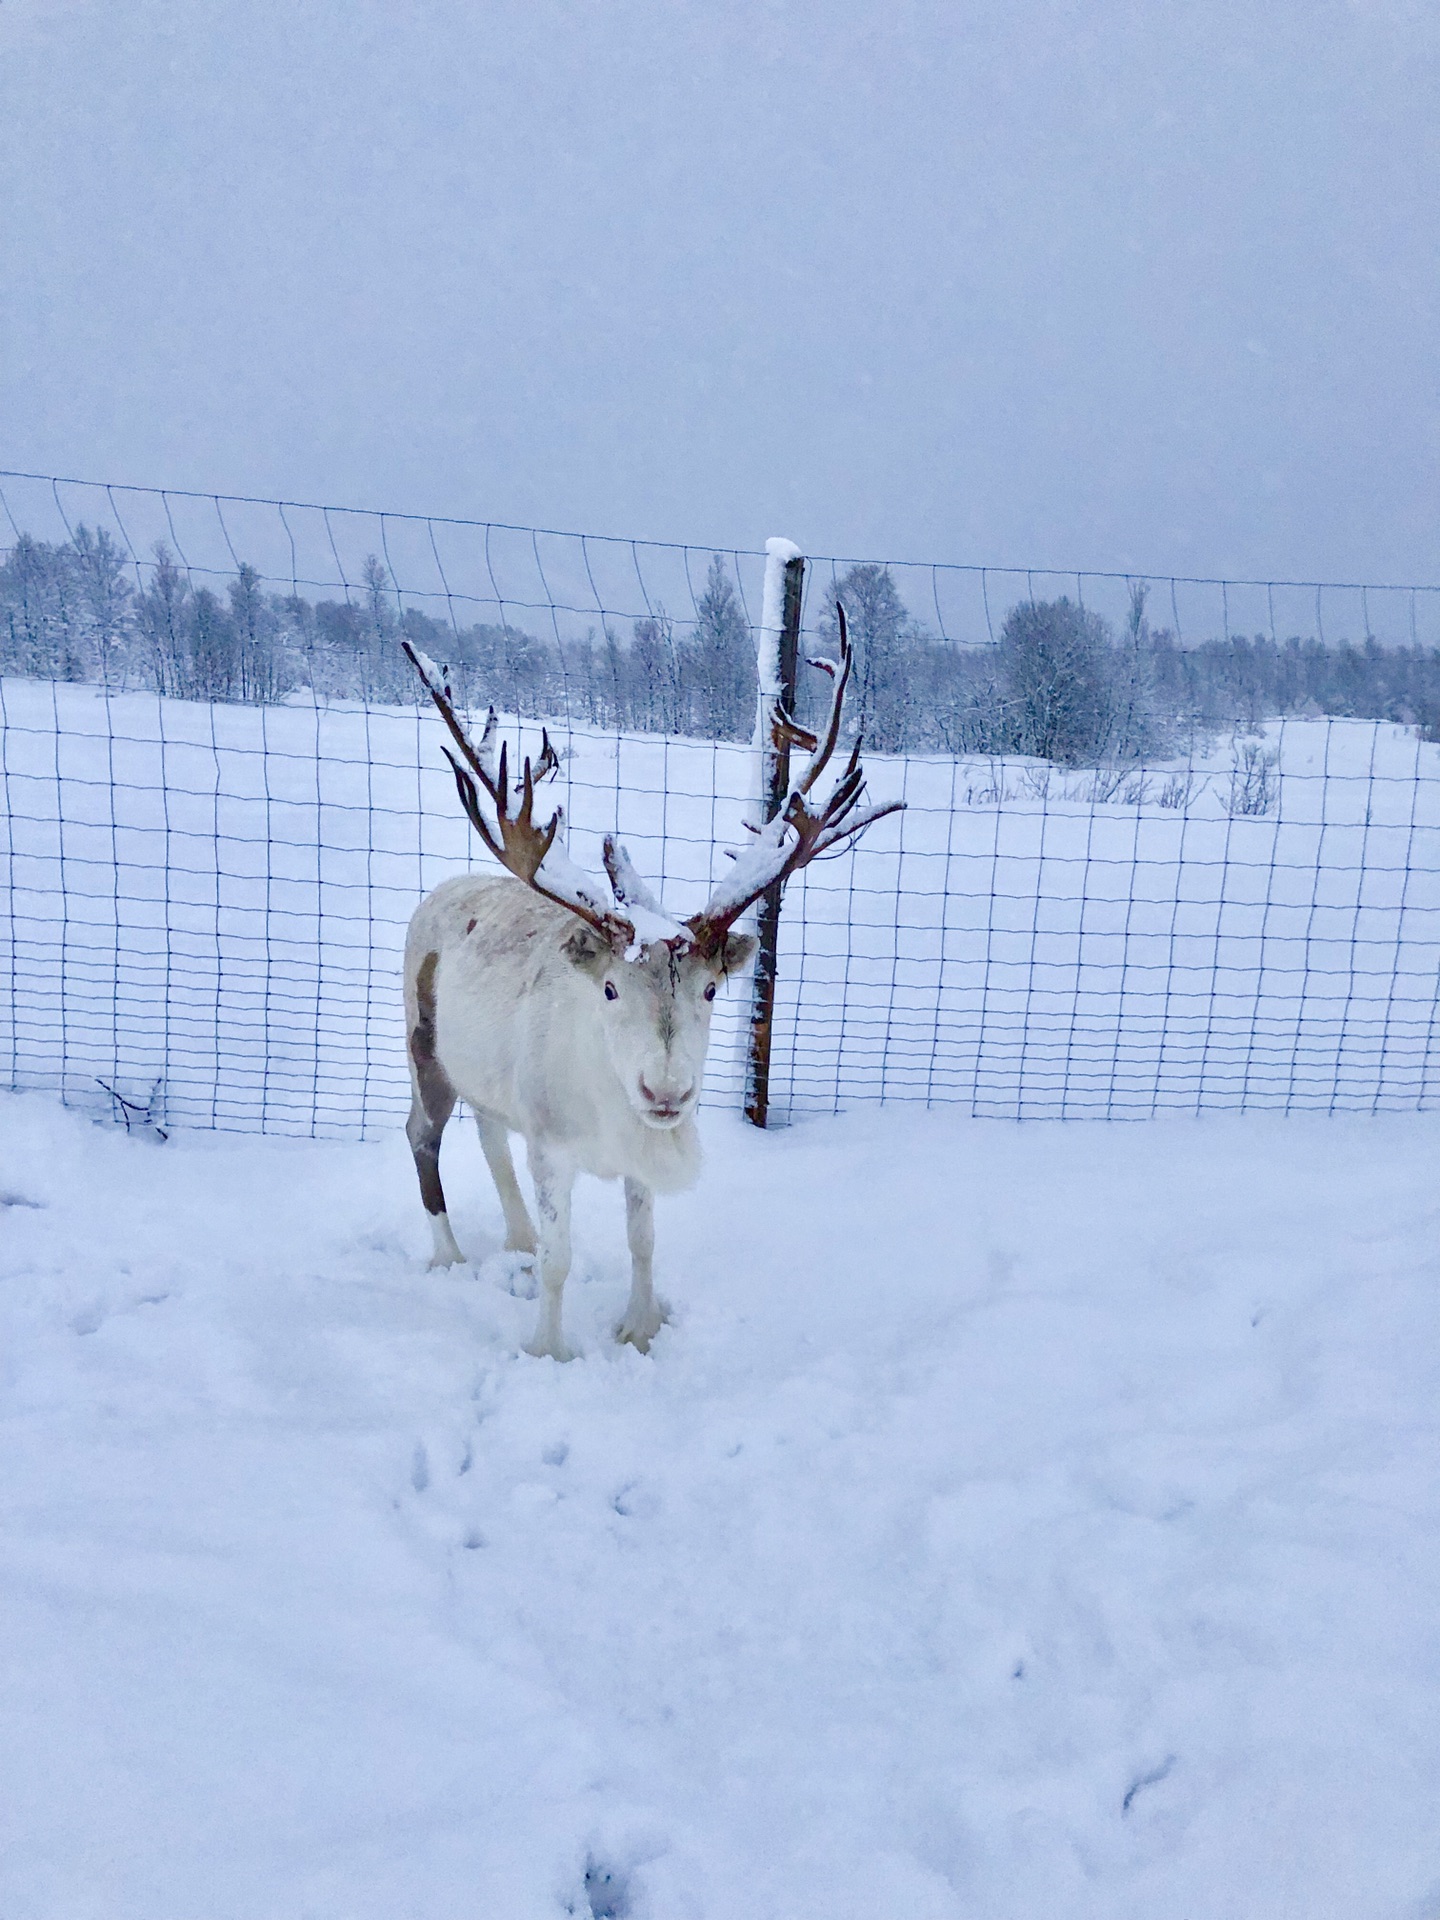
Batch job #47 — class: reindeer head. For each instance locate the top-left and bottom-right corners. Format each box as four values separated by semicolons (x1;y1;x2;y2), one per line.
402;611;899;1127
559;914;754;1127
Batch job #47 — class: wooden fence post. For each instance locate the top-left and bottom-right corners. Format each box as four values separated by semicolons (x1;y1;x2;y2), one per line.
744;538;806;1128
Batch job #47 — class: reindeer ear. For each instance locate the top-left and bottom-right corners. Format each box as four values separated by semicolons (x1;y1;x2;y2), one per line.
720;932;758;975
562;924;612;975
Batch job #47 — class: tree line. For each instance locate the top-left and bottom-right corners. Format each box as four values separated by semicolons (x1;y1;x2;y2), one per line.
5;526;1440;762
0;531;755;739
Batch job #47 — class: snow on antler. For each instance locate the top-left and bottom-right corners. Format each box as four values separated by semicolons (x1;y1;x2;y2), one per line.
685;603;903;955
602;838;687;948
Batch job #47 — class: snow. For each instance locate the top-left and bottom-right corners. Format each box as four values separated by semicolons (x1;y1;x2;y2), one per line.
696;808;796;921
533;835;627;928
405;644;447;697
602;838;689;952
752;538;803;822
2;1087;1438;1917
755;534;803;704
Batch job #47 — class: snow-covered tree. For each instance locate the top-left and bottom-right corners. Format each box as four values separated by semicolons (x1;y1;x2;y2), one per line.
997;596;1123;766
70;525;133;687
229;562;292;705
815;564;912;747
137;545;193;698
681;555;754;740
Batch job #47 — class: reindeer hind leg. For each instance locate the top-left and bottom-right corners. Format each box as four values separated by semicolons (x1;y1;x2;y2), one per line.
474;1108;538;1255
408;951;463;1267
523;1142;577;1361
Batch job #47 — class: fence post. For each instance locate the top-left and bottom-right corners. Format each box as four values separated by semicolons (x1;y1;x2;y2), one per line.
744;537;806;1128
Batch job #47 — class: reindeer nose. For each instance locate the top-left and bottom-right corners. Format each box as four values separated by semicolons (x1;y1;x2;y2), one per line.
640;1076;693;1118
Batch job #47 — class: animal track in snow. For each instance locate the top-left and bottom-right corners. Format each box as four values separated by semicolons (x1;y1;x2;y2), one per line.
1122;1754;1177;1816
609;1481;660;1520
578;1855;631;1919
483;1250;537;1299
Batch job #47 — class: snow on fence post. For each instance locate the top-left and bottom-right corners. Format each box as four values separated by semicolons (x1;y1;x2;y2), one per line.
744;536;806;1128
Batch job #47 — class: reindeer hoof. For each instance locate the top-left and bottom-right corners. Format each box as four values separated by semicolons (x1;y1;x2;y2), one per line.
523;1334;577;1363
427;1217;466;1268
615;1298;670;1353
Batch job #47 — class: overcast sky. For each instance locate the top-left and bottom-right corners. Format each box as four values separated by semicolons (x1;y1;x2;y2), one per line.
2;0;1435;582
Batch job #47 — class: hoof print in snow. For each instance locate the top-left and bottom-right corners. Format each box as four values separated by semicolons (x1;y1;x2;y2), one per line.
410;1442;430;1493
1122;1754;1176;1816
70;1301;106;1336
579;1856;631;1919
461;1528;485;1551
0;1191;42;1209
487;1250;537;1299
610;1481;658;1520
542;1440;569;1467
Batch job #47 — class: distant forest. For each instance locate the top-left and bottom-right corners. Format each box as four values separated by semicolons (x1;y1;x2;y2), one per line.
6;526;1440;764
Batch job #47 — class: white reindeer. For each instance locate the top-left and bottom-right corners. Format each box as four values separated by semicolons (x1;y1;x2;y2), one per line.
401;611;898;1360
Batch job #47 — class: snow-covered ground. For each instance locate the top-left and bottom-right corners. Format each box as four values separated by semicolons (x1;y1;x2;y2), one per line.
8;677;1440;1134
2;1089;1438;1918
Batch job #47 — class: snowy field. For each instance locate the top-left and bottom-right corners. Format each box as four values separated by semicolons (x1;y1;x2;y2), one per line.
2;1088;1438;1918
6;676;1440;1133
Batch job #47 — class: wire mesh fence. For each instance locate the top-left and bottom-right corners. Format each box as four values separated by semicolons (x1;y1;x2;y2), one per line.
4;469;1440;1135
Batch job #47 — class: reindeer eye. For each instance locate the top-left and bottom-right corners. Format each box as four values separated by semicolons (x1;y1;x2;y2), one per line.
703;982;717;1002
604;981;618;1001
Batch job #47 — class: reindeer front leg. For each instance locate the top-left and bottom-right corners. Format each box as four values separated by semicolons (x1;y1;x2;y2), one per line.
523;1143;577;1361
616;1177;667;1353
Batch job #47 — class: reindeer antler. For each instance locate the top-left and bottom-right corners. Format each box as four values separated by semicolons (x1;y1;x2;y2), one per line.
685;604;903;957
406;604;897;965
403;641;638;947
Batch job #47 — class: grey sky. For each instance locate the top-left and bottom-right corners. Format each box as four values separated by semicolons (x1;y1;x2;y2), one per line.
2;0;1435;581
